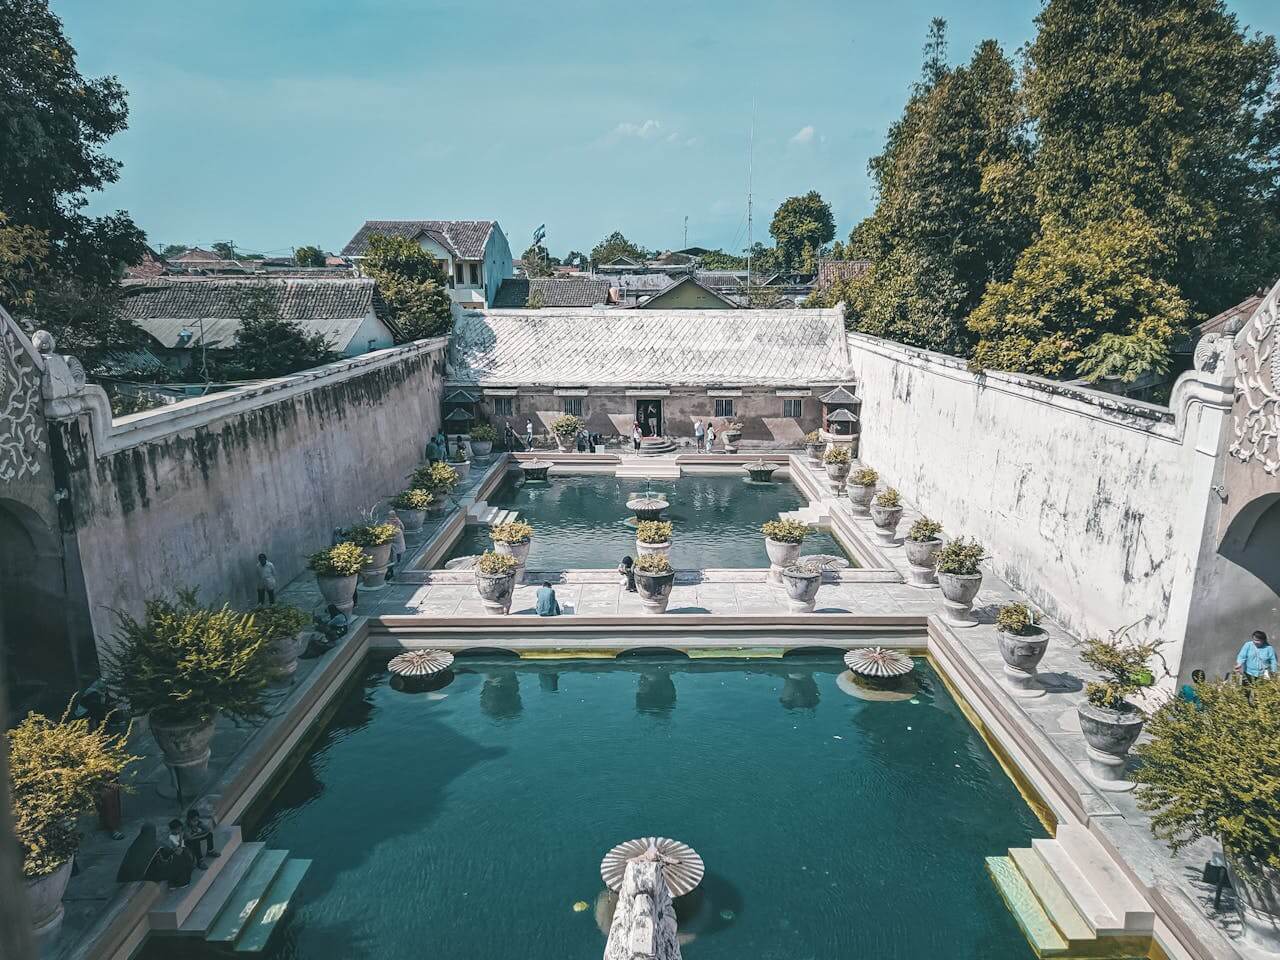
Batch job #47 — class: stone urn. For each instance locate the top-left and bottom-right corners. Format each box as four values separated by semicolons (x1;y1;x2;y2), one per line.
26;859;73;942
266;631;308;683
764;537;802;585
1224;850;1280;954
450;459;472;482
937;571;982;627
150;711;217;797
722;430;742;454
396;507;426;532
996;627;1049;698
806;442;825;464
475;570;516;615
358;542;393;591
903;537;942;587
634;569;675;615
635;538;671;559
868;502;903;546
316;572;358;614
425;496;448;516
824;461;850;493
744;461;778;483
1077;702;1145;790
848;482;876;516
471;438;493;458
554;432;574;453
780;564;822;613
494;538;531;579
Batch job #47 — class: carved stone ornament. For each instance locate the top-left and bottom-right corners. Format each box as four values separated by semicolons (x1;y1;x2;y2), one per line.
1230;281;1280;475
0;323;47;481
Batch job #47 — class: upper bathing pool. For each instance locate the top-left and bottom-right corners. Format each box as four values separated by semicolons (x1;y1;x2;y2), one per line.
442;472;852;569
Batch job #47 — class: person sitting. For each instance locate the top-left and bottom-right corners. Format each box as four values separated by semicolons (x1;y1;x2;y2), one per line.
305;604;348;656
1234;630;1277;684
536;581;561;617
183;809;218;869
1178;669;1207;710
618;556;637;593
164;818;197;883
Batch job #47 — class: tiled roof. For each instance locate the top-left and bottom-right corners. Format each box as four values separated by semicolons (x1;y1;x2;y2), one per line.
817;259;871;289
119;277;393;349
818;385;858;404
610;273;675;293
635;275;739;309
492;277;611;308
341;220;495;259
1197;294;1263;337
447;307;850;386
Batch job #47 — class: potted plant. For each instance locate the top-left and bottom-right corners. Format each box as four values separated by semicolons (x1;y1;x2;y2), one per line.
822;446;851;491
632;553;676;615
10;709;136;941
847;467;879;516
447;445;471;482
761;518;810;584
804;430;825;463
635;520;673;558
411;462;460;511
475;550;519;615
308;541;370;613
470;422;497;458
1134;678;1280;952
780;560;823;613
995;603;1048;698
550;414;584;452
904;517;943;587
490;520;534;576
104;590;273;798
1075;627;1164;791
343;521;398;590
721;419;744;453
869;487;903;545
934;537;985;627
253;604;312;683
392;488;433;531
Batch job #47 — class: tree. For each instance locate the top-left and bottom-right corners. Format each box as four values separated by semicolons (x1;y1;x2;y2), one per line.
160;244;189;258
210;286;334;379
699;249;748;270
521;243;554;277
294;245;325;267
769;192;835;273
562;250;588;270
360;234;453;341
590;231;649;265
211;241;236;261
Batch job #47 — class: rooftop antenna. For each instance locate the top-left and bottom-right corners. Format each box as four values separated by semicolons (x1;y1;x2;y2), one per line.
683;216;688;250
746;98;755;293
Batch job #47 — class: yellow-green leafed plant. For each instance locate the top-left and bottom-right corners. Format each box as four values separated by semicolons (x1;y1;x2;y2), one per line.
636;520;673;544
8;707;137;878
103;589;274;726
308;542;371;577
823;446;851;465
551;414;584;437
470;422;497;442
1078;627;1164;712
1135;678;1280;870
761;518;810;544
934;537;985;576
850;467;879;487
343;522;397;547
489;520;534;544
477;551;520;576
874;487;902;508
907;517;943;542
634;553;673;575
251;604;311;641
392;488;433;510
411;461;460;494
995;602;1036;636
804;430;821;443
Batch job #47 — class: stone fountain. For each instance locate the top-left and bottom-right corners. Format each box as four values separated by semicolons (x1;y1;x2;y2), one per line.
520;459;553;482
626;482;669;522
743;460;778;483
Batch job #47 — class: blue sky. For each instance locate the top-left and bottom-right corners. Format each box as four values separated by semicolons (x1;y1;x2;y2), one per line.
62;0;1280;259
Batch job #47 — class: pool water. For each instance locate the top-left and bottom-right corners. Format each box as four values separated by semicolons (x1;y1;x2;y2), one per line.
442;473;852;569
183;655;1043;959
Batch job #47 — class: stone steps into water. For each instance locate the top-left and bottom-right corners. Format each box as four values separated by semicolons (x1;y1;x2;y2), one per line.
778;505;828;526
1009;847;1094;943
150;826;243;930
178;841;264;933
617;460;680;479
1050;825;1153;934
232;858;312;952
987;856;1070;956
206;848;290;943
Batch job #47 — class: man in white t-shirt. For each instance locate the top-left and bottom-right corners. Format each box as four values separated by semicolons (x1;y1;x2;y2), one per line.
256;553;277;605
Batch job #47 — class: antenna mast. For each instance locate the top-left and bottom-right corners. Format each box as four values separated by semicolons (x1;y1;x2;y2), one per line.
683;216;688;250
746;99;755;293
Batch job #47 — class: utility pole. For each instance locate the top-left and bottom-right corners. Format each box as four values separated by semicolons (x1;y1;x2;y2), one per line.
683;216;688;250
746;98;755;296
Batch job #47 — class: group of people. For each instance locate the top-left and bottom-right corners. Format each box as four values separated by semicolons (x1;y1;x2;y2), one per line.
692;419;717;453
1180;630;1276;707
531;559;643;616
117;810;218;889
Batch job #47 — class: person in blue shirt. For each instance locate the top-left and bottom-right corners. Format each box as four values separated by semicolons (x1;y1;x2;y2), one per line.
1235;630;1277;683
1178;669;1206;710
535;581;561;617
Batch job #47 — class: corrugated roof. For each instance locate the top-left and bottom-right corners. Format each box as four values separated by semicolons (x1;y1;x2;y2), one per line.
492;277;611;308
447;307;850;386
341;220;496;258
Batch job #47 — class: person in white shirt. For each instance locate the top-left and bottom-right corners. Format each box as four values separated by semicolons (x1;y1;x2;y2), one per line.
694;419;705;448
525;419;534;449
704;423;716;453
256;553;277;605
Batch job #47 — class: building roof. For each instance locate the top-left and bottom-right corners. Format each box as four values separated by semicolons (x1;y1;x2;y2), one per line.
119;277;394;350
818;385;858;404
611;273;675;294
492;277;611;308
1196;294;1264;338
447;307;850;387
340;220;496;259
635;275;739;309
817;259;872;289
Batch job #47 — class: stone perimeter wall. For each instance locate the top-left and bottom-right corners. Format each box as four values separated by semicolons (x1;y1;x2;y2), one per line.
59;339;447;650
845;332;1233;676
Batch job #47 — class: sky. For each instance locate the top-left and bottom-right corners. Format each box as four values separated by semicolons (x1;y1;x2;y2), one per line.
60;0;1280;260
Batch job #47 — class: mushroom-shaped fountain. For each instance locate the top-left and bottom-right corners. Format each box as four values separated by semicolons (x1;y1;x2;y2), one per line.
837;647;918;702
743;460;779;483
520;459;553;482
388;649;455;693
627;485;670;522
601;837;704;899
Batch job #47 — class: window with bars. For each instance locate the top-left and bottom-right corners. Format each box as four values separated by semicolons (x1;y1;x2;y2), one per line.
714;398;735;418
782;398;803;418
492;397;514;416
563;397;584;417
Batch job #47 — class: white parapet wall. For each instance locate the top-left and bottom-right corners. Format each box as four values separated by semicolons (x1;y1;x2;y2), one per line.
845;332;1234;677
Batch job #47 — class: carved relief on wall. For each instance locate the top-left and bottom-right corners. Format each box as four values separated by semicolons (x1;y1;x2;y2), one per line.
1230;282;1280;475
0;324;48;481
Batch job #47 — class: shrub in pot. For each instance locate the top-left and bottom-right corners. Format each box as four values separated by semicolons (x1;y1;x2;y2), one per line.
1075;628;1164;791
822;446;851;489
9;708;136;940
632;553;675;615
781;560;823;613
475;550;520;614
804;429;824;462
934;537;985;627
550;414;584;452
104;589;274;798
447;445;472;481
994;602;1048;698
252;604;312;683
721;419;744;452
868;487;903;545
411;462;460;508
392;488;433;531
490;520;534;575
308;542;369;613
470;422;497;457
636;519;673;558
904;517;943;587
1135;678;1280;952
343;521;398;590
847;467;878;515
761;518;810;584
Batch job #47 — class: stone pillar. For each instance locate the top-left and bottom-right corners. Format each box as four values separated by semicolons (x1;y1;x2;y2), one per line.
604;859;681;960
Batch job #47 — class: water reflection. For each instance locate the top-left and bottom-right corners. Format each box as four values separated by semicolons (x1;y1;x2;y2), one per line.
389;669;455;695
539;672;559;692
635;667;677;715
779;672;820;711
480;671;523;718
593;870;743;945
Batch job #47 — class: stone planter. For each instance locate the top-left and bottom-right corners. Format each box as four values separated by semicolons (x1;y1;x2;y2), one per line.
723;431;742;454
554;433;574;452
266;630;308;683
1077;702;1144;791
494;539;531;580
316;572;358;614
996;627;1048;698
358;542;393;591
764;537;802;584
150;712;217;798
425;496;448;516
780;565;821;613
449;460;471;482
824;461;850;493
471;439;493;458
636;539;671;559
806;442;825;463
903;537;942;587
26;859;73;941
937;571;982;627
396;507;426;532
848;482;876;516
475;570;516;615
634;570;675;615
1224;849;1280;954
868;503;903;546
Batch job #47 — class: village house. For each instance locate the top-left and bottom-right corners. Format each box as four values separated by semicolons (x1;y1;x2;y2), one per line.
491;276;612;308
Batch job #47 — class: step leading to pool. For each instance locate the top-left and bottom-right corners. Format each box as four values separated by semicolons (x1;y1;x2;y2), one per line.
617;459;680;478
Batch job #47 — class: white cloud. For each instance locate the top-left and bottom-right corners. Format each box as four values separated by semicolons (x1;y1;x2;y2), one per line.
790;125;816;145
613;119;662;139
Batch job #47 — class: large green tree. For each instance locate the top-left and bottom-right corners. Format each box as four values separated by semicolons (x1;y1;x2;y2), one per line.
211;287;335;380
520;243;554;277
769;192;835;273
294;245;325;267
590;231;649;265
360;234;453;341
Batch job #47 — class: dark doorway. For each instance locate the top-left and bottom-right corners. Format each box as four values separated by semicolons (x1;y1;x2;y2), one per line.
635;399;663;437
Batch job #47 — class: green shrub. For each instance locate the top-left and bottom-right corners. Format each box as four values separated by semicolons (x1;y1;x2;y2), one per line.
393;488;433;510
636;520;673;544
477;551;520;576
784;559;823;577
343;522;397;547
823;446;851;465
935;537;985;576
804;430;821;443
634;553;673;574
551;414;584;437
471;422;498;442
1135;678;1280;869
874;487;902;508
448;445;469;463
103;589;274;726
308;542;371;577
251;604;310;641
995;603;1036;635
1078;628;1164;711
850;467;879;487
490;520;534;544
907;517;943;542
761;518;810;543
411;461;460;493
8;707;137;877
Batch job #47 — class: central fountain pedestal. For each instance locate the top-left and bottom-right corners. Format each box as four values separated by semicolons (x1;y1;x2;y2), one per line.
627;495;669;522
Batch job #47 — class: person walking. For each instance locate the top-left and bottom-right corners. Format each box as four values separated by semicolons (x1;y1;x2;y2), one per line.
1234;630;1277;683
255;553;277;605
694;418;705;450
525;419;534;450
536;581;562;617
632;421;642;452
704;423;716;453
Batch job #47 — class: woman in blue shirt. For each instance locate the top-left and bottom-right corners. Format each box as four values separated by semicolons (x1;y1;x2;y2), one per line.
1235;630;1277;682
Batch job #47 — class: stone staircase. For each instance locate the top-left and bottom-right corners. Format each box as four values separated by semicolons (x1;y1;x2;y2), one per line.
778;505;828;526
986;824;1153;958
637;436;677;456
616;459;680;479
466;502;519;526
148;826;311;953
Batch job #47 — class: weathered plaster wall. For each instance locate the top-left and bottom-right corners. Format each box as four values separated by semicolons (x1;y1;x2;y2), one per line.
61;340;447;650
845;333;1233;675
